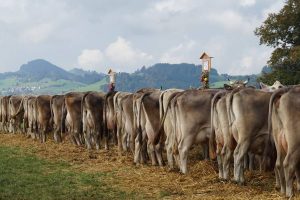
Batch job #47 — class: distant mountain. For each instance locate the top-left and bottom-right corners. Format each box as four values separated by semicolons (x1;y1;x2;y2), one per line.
0;59;105;84
0;59;259;95
102;63;258;92
17;59;72;81
69;68;106;84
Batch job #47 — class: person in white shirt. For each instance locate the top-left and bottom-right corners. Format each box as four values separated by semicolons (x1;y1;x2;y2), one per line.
108;69;116;92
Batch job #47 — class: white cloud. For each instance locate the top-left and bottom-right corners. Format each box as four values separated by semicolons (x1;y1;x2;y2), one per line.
0;0;286;76
78;49;104;71
105;37;153;71
154;0;195;13
20;23;54;44
239;0;256;7
208;10;245;30
160;40;196;63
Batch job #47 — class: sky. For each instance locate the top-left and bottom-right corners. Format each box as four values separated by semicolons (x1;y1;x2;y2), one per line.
0;0;285;75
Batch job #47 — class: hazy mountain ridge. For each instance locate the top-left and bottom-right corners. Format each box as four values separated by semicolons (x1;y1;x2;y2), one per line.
0;59;260;95
0;59;105;84
111;63;258;92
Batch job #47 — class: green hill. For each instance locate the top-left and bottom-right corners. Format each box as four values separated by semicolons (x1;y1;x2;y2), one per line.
0;60;260;95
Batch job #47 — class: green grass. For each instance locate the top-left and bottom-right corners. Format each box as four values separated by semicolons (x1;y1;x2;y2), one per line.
0;146;138;200
75;78;107;92
0;77;18;90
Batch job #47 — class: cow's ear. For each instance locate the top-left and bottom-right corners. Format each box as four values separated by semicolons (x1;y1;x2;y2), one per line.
224;84;232;90
260;82;269;89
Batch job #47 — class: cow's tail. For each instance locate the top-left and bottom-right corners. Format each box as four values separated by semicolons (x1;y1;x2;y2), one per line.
209;91;225;160
61;97;67;135
226;88;240;135
113;92;120;128
34;97;38;133
153;91;180;145
81;92;90;119
50;95;56;128
103;91;115;140
11;96;25;119
159;91;166;121
137;93;148;135
103;93;109;139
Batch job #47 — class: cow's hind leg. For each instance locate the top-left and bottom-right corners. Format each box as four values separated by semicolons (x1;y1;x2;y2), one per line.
117;126;123;152
83;129;92;149
54;128;62;143
134;133;142;164
74;129;82;146
155;142;164;166
147;141;158;166
178;136;193;174
122;131;128;152
283;152;298;198
223;145;232;180
165;132;175;169
233;140;250;185
275;150;285;194
202;142;209;160
217;155;224;179
248;152;255;171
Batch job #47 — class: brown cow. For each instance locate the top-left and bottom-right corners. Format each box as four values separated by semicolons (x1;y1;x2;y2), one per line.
269;86;300;197
133;88;158;164
62;92;85;146
139;90;164;166
226;88;276;184
8;95;23;134
1;96;11;133
171;89;218;174
27;96;37;139
114;91;132;153
36;95;52;143
119;93;135;153
10;96;33;135
159;89;183;169
209;80;282;180
0;96;3;132
50;95;65;143
104;91;117;147
82;92;106;150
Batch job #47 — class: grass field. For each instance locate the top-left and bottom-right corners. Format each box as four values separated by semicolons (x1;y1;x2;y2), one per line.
0;146;138;200
0;77;108;95
0;133;295;199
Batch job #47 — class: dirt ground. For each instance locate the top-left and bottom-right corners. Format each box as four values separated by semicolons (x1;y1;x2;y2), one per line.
0;133;293;199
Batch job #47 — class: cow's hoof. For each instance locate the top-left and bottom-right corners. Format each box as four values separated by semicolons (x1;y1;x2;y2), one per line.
238;181;246;186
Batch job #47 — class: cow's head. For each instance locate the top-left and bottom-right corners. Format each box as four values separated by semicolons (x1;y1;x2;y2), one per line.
224;77;249;90
260;80;284;92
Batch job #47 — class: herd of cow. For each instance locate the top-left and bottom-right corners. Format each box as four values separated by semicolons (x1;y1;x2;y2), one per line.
0;79;300;197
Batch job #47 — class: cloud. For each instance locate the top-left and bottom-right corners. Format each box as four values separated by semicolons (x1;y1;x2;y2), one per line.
239;0;256;7
105;37;153;71
160;40;196;63
207;10;253;32
154;0;195;13
78;49;104;71
20;23;54;44
0;0;286;75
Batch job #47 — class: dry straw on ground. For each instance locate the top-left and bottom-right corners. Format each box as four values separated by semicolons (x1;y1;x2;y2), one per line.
0;133;293;199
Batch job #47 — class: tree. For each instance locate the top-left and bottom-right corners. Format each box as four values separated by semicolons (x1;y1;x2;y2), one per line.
255;0;300;85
